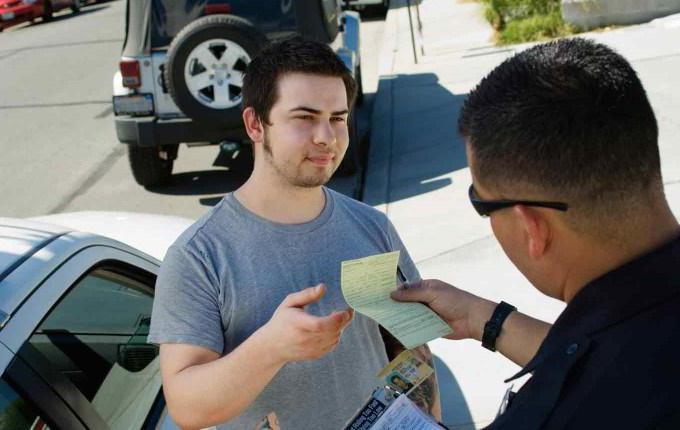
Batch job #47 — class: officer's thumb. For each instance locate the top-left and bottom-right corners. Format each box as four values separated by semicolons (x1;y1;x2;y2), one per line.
391;287;429;304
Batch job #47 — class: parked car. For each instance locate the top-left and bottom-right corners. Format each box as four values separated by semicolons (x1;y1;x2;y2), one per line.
112;0;363;188
0;212;192;429
0;0;83;31
341;0;389;14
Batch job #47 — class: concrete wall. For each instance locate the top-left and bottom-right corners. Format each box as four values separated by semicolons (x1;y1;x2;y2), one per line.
562;0;680;29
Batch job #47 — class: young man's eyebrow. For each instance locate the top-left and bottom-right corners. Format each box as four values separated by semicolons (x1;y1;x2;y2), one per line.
289;106;349;116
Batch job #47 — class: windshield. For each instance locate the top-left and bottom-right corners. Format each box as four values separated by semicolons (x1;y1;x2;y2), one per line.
151;0;295;48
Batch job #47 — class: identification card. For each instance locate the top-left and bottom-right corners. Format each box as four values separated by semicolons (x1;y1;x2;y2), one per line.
377;350;434;395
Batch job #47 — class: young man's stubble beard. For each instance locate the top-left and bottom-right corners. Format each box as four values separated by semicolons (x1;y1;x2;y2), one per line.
261;127;341;188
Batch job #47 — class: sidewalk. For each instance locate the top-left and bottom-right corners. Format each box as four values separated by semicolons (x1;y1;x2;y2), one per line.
364;2;680;428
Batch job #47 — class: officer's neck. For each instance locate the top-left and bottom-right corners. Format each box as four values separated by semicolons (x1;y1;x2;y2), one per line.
561;208;679;303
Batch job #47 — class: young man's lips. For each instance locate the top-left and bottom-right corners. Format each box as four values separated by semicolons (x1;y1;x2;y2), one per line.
307;155;334;165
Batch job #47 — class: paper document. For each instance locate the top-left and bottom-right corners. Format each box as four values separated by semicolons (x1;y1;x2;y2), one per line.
341;251;451;349
371;395;443;430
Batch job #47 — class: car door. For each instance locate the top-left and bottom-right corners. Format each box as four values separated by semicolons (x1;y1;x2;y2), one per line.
0;244;176;429
0;341;86;429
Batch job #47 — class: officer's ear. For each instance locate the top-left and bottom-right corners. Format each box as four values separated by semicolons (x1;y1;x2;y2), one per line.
513;205;551;260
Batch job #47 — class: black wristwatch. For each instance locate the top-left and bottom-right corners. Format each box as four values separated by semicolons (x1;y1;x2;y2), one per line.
482;301;516;352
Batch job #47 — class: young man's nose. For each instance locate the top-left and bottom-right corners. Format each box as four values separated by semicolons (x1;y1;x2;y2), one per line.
312;120;337;146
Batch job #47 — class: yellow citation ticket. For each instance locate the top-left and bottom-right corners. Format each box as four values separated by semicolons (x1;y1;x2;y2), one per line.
341;251;452;349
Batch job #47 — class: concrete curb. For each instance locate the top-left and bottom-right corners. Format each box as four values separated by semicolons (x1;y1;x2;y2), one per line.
362;1;404;214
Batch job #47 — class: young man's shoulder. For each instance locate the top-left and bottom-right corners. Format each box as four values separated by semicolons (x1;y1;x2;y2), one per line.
169;198;232;254
327;187;389;224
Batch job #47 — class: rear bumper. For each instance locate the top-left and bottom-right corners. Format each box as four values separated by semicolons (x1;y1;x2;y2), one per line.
115;116;248;147
344;0;383;5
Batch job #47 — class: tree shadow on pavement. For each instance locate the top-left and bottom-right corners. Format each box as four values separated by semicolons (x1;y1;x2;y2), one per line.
364;73;469;206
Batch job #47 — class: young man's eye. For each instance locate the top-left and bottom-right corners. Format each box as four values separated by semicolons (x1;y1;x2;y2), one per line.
295;115;314;120
331;117;346;122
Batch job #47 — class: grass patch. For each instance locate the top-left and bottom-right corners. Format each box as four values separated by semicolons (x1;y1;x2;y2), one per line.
481;0;580;44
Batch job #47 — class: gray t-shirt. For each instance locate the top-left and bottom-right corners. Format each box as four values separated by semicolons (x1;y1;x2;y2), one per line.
148;187;420;429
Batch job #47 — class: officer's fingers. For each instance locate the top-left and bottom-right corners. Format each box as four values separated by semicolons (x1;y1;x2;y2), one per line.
390;284;438;304
397;280;423;290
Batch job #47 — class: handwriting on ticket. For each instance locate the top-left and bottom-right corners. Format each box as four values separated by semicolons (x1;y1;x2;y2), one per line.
341;251;452;349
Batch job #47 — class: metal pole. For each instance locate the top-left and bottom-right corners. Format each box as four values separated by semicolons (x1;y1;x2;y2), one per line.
415;0;423;32
406;0;418;64
415;0;424;55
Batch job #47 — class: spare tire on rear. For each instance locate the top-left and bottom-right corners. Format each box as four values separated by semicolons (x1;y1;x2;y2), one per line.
165;15;265;124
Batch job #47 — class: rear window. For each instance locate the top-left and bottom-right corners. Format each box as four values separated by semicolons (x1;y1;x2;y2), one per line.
150;0;295;48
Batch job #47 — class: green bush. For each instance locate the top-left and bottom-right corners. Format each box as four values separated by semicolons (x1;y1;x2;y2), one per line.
485;0;559;20
484;3;503;29
481;0;578;44
500;10;575;43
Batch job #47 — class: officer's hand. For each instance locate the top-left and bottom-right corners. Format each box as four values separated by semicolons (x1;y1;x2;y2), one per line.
391;279;494;341
262;284;354;364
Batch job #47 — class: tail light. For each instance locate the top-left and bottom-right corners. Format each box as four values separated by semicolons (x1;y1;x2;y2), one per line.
120;60;141;88
205;3;231;14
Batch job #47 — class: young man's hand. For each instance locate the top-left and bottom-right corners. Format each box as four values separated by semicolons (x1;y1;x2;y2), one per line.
261;284;354;364
391;279;495;342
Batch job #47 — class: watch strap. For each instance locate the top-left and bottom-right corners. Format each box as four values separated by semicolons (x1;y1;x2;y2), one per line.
482;301;516;352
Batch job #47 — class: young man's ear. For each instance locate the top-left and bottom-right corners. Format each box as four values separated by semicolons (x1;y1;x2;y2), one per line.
242;107;264;143
514;205;551;259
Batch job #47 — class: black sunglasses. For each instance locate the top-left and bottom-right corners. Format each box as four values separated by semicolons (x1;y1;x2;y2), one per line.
468;184;569;217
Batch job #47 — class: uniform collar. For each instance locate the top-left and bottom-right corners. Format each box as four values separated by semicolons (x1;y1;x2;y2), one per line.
507;234;680;382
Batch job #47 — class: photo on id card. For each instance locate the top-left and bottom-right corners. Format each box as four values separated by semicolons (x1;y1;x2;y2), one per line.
378;350;434;394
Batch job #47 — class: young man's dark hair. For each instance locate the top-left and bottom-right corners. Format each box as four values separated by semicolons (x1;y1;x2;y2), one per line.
458;38;661;236
242;36;357;125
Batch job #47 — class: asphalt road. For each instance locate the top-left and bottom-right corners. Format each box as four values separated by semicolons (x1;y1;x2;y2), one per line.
0;0;386;219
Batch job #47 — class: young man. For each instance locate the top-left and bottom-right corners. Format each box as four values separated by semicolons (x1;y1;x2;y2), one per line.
392;38;680;428
148;37;439;429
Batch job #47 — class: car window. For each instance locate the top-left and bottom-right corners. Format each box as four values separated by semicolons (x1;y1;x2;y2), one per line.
0;378;52;430
23;267;161;430
150;0;281;47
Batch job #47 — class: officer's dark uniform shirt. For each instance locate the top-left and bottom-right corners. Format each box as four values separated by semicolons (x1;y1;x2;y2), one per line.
488;235;680;430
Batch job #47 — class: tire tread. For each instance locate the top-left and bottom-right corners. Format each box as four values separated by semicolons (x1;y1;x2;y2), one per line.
128;146;174;188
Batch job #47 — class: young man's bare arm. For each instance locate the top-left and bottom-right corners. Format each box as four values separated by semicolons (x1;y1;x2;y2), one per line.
161;285;352;430
161;332;282;430
381;328;442;421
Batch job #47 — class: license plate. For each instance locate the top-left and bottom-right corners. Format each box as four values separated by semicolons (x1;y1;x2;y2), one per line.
113;94;154;116
1;12;15;21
